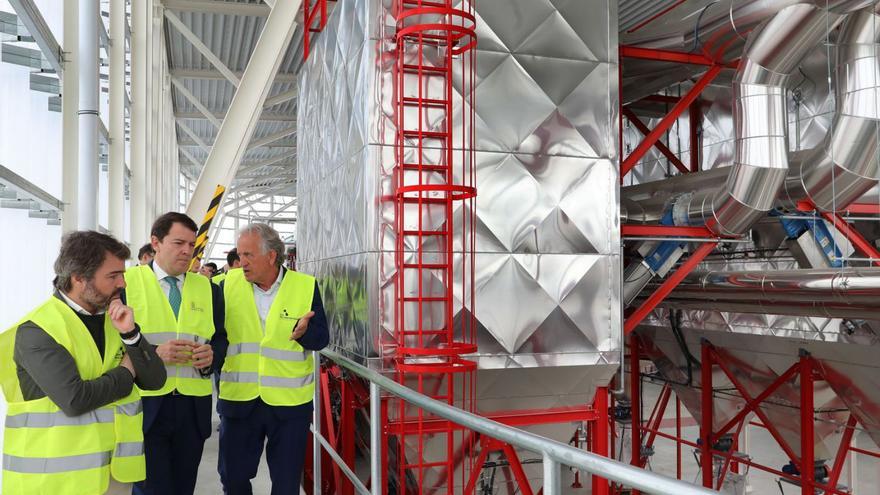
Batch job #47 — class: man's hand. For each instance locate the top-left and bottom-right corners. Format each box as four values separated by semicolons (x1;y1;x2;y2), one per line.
120;353;136;378
191;343;213;370
290;311;315;341
108;299;135;334
156;339;197;365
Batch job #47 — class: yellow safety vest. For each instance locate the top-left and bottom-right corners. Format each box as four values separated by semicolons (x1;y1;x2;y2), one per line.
124;265;215;396
212;272;226;285
0;297;146;494
220;268;316;406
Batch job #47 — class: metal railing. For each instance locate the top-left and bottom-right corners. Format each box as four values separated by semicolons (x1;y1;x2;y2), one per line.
311;349;717;495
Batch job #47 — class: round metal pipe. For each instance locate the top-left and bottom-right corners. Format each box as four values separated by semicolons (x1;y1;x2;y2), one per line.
77;0;100;230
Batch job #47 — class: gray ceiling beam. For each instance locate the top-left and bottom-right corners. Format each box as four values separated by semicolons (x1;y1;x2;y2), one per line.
7;0;64;76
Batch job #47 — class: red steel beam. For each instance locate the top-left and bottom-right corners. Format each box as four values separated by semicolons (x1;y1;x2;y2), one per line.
641;383;672;468
820;210;880;267
639;94;681;104
801;354;815;495
842;203;880;215
621;65;723;179
826;414;857;494
712;360;801;442
620;46;735;67
630;334;642;495
622;224;718;238
689;101;701;172
622;107;690;175
624;241;718;334
711;347;802;469
591;387;610;495
700;341;714;489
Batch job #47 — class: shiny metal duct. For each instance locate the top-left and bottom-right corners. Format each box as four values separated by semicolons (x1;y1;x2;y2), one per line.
622;4;845;306
658;268;880;318
674;4;843;236
783;7;880;211
620;0;873;102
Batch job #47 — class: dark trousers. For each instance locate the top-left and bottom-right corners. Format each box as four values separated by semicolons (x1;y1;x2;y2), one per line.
133;395;208;495
218;400;311;495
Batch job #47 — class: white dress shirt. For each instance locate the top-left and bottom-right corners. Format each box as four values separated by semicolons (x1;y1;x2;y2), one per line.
152;261;186;299
59;291;141;345
253;267;284;330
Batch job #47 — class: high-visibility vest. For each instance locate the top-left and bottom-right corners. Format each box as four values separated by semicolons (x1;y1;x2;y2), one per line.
0;297;146;494
212;272;226;285
124;265;215;396
220;268;316;406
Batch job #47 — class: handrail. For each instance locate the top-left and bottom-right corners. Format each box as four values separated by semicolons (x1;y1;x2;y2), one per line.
316;349;717;495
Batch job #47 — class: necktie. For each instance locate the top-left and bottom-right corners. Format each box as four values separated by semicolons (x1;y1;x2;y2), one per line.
164;276;181;318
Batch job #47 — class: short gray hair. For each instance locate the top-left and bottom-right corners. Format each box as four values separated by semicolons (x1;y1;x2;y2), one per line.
238;223;286;267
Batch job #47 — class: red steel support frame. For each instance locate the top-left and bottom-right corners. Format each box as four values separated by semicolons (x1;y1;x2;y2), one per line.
620;65;722;178
801;353;815;495
819;210;880;267
622;107;690;175
624;241;718;335
302;0;328;60
629;334;642;495
700;341;714;488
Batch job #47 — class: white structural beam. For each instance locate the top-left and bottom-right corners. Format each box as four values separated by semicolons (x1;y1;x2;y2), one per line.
237;151;296;174
179;146;203;169
186;0;302;220
264;88;297;108
8;0;65;77
171;68;296;83
267;199;296;219
247;126;296;150
233;174;295;190
164;0;271;16
164;10;240;87
177;120;211;153
130;0;150;247
61;0;79;232
108;0;126;238
175;111;295;122
171;77;222;127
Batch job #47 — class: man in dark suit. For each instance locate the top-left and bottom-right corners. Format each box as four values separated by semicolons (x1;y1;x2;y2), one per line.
214;223;328;494
125;212;225;495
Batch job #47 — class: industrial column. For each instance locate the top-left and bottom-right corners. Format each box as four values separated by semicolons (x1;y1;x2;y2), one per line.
131;0;149;247
61;0;79;232
76;0;100;230
108;0;126;239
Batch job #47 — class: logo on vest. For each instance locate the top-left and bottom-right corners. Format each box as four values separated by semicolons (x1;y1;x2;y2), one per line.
280;309;299;321
189;302;204;313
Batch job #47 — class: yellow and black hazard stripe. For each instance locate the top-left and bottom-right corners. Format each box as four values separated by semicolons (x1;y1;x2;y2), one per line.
190;184;225;270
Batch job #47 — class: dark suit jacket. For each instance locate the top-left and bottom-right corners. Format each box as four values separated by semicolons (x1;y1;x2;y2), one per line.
121;265;226;439
214;268;329;420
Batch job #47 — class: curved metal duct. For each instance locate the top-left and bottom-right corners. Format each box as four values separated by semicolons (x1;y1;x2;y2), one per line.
673;4;843;236
621;0;873;102
658;268;880;318
783;7;880;211
622;4;846;306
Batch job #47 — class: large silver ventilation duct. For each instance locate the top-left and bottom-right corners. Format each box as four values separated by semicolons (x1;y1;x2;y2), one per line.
622;4;844;306
675;4;843;235
658;268;880;318
783;7;880;211
621;0;873;102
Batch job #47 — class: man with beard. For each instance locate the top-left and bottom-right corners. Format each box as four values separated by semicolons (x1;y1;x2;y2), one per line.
124;212;224;495
0;231;166;495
